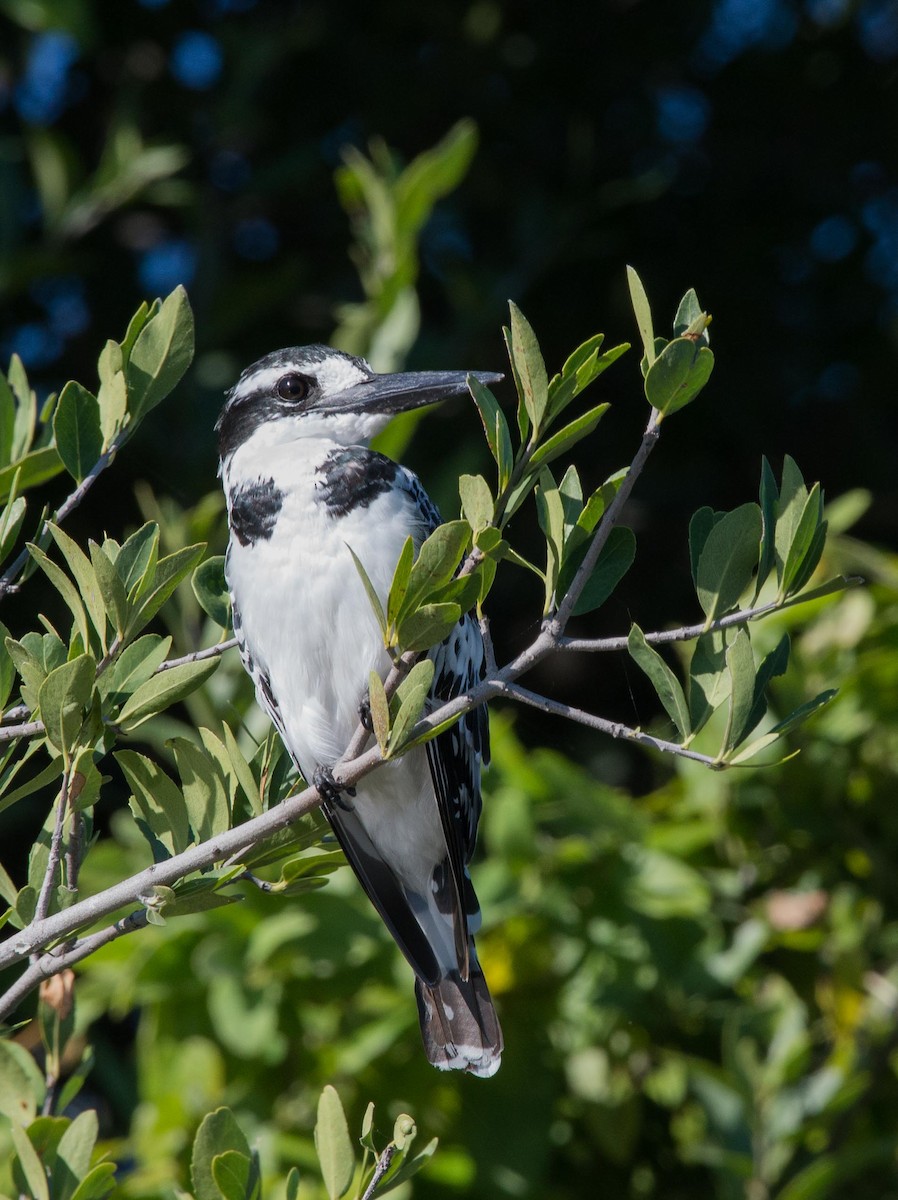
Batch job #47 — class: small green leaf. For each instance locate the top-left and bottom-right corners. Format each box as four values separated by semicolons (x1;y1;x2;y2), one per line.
53;382;104;483
172;736;231;841
69;1162;117;1200
469;375;513;491
99;634;172;700
11;1124;50;1200
48;525;107;646
695;503;762;624
89;541;130;637
397;603;462;652
125;286;195;423
508;301;549;436
735;634;791;747
97;339;128;445
222;722;263;817
688;507;718;589
0;1039;46;1125
780;573;861;610
55;1109;99;1190
38;654;95;756
459;473;494;532
368;671;390;754
126;543;206;637
645;337;715;416
576;469;628;536
754;456;779;600
117;749;191;857
399;521;470;619
0;493;26;563
768;688;837;739
0;445;64;504
360;1102;377;1153
27;543;92;652
721;629;756;757
191;1108;252;1200
212;1150;256;1200
559;526;636;616
192;556;230;627
627;266;656;366
535;467;565;611
529;402;610;470
117;522;160;598
347;544;387;636
8;354;36;459
779;481;825;598
285;1168;300;1200
628;625;691;740
315;1085;356;1200
688;630;730;735
389;659;435;754
385;537;415;637
117;657;218;731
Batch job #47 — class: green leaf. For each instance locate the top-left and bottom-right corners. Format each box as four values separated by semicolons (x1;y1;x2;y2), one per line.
125;285;195;423
389;659;435;754
508;301;549;436
315;1085;356;1200
193;556;230;627
8;354;36;459
99;634;172;700
688;507;718;589
360;1102;377;1153
780;573;861;610
0;493;26;564
96;339;127;445
0;445;64;504
11;1125;50;1200
576;469;627;536
0;1039;46;1125
688;630;730;736
53;382;104;483
469;375;513;491
384;537;415;638
459;473;494;532
172;736;231;841
779;481;825;598
347;545;387;636
69;1162;117;1200
285;1168;300;1200
673;288;705;336
212;1150;257;1200
627;266;656;366
117;749;191;857
38;654;95;756
89;541;129;637
116;522;160;598
397;603;462;652
27;543;92;652
126;543;206;637
721;629;756;757
48;525;107;647
222;722;263;817
695;503;762;624
768;689;837;739
368;671;390;755
754;455;779;600
628;625;690;740
55;1109;99;1195
117;657;218;731
535;467;565;611
191;1108;252;1200
645;337;715;416
529;402;610;470
399;521;470;619
559;525;636;616
736;634;791;748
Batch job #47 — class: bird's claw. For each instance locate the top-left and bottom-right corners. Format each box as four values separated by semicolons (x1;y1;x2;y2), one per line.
358;694;374;733
313;765;356;807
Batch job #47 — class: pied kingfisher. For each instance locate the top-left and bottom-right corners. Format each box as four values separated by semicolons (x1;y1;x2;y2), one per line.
217;345;504;1077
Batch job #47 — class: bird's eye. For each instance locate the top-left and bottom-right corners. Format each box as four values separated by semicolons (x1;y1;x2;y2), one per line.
275;373;312;403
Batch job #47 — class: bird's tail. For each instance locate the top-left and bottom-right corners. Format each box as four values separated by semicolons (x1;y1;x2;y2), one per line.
415;945;503;1078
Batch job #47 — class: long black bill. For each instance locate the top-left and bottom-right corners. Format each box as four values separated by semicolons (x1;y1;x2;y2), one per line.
321;369;504;416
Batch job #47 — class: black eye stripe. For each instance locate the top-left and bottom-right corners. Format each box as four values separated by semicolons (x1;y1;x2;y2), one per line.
275;372;314;402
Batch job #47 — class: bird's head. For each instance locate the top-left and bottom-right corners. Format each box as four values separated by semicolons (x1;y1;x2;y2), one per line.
217;345;503;465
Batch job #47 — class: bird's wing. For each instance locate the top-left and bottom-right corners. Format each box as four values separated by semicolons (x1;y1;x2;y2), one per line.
425;613;489;979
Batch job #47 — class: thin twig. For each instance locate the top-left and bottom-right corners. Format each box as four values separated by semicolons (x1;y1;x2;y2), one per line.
559;598;782;654
550;408;660;634
32;768;71;932
498;681;719;766
156;637;238;672
361;1145;397;1200
0;435;125;601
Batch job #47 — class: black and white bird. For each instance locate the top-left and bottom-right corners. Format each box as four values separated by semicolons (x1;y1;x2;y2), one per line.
217;345;504;1077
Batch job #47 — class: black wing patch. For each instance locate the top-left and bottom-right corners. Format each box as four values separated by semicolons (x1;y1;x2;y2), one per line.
317;448;399;517
228;478;285;546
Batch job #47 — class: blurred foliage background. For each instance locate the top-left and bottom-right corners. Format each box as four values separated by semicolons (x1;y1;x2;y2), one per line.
2;0;898;1197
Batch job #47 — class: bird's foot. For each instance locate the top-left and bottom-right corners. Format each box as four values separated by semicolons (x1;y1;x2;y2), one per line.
358;694;374;733
313;765;356;807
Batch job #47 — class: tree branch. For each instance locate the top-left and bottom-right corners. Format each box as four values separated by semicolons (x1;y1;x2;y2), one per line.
0;434;126;601
558;598;783;654
32;768;71;931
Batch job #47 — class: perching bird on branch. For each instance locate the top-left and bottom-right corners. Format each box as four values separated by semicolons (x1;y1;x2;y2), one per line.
217;345;504;1076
